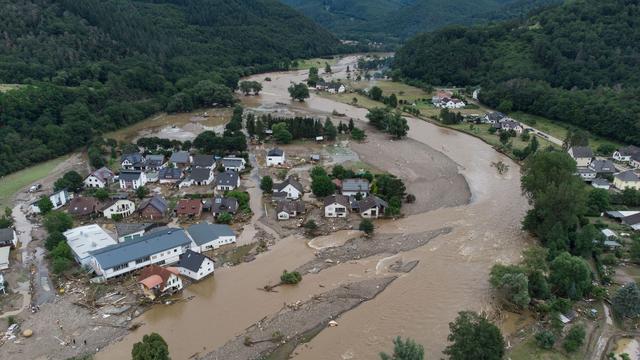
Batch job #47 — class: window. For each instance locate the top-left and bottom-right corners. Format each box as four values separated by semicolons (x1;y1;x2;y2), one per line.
135;256;150;264
113;263;129;271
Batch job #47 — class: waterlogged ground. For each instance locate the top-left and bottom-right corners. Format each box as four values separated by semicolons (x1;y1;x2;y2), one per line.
94;56;530;360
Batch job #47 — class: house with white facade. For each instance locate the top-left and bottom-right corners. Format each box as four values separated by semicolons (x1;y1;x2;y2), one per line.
186;222;236;252
341;178;370;198
177;250;214;281
273;176;303;200
613;145;640;163
276;200;305;220
215;172;240;191
179;167;214;188
614;170;640;190
266;148;286;167
100;199;135;219
222;157;246;172
121;153;145;170
483;112;507;124
576;167;597;182
568;146;593;167
116;223;154;243
31;189;73;213
357;196;388;219
191;154;216;169
591;178;611;190
64;224;118;267
90;228;192;280
324;195;350;218
158;168;183;185
145;154;166;171
0;247;9;271
119;171;147;190
138;265;183;300
494;120;524;134
169;151;191;169
0;228;17;248
589;159;617;176
84;167;115;189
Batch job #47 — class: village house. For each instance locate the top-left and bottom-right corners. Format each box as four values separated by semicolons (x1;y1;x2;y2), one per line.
357;196;388;219
64;224;118;267
31;189;73;213
84;167;115;188
216;171;240;191
621;213;640;231
568;146;593;167
576;167;597;182
211;196;238;217
613;170;640;190
613;145;640;163
266;148;286;167
175;199;203;219
67;196;100;217
116;223;154;242
138;196;168;220
589;159;617;176
179;167;214;188
494;120;523;134
0;228;17;248
177;250;215;281
118;170;147;190
191;154;216;169
273;176;304;200
222;157;246;172
186;222;236;252
483;112;506;124
341;178;370;198
276;200;305;220
100;199;136;219
324;195;350;218
145;154;166;171
631;153;640;169
158;167;183;184
327;82;346;94
121;153;145;170
169;151;191;169
0;247;9;270
90;228;192;280
591;178;611;190
138;265;183;300
431;90;452;105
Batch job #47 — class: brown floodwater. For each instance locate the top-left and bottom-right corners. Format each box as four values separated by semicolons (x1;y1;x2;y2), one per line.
97;55;530;360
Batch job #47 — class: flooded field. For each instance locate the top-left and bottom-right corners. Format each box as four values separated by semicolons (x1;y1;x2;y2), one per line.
104;108;231;143
96;55;529;360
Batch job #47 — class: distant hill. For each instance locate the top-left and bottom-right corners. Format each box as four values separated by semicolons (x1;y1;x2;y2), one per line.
0;0;340;176
395;0;640;145
280;0;560;44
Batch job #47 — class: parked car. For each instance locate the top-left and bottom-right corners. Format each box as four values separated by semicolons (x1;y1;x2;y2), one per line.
29;184;42;193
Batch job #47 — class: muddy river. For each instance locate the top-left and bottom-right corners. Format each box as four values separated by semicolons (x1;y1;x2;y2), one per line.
97;56;529;359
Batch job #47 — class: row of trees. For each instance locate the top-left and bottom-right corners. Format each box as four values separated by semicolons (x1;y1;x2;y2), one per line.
366;108;409;139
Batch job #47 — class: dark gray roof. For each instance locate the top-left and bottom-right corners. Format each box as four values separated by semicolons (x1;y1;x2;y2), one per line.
119;170;142;181
622;213;640;226
342;178;370;192
189;168;212;182
358;196;388;212
91;228;192;269
615;170;640;182
89;167;115;183
276;200;305;214
121;152;143;164
170;151;190;164
222;157;245;168
159;167;183;180
274;176;303;193
617;145;640;156
192;155;215;168
0;228;15;246
577;167;596;174
116;223;154;238
216;172;239;186
178;250;213;273
186;223;235;246
324;194;350;208
592;178;610;186
267;148;284;157
589;159;617;173
570;146;593;159
145;154;165;166
139;196;168;214
212;196;238;214
485;112;506;121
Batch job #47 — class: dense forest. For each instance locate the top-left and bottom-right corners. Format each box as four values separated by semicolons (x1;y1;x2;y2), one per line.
394;0;640;145
280;0;560;45
0;0;341;176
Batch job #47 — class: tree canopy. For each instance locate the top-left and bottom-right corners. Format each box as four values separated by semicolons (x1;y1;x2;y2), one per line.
444;311;505;360
132;332;170;360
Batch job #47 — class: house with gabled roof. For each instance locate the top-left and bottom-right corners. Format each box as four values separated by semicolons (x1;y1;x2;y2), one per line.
67;196;100;217
483;112;506;124
121;153;145;170
273;176;303;200
31;189;73;213
100;199;135;219
116;223;154;242
145;154;166;171
186;222;236;252
216;171;240;191
212;196;238;217
177;250;214;281
568;146;593;167
613;145;640;163
589;159;617;175
138;196;168;220
0;228;17;248
138;265;183;300
324;195;350;218
119;171;147;190
84;167;115;188
169;151;191;168
357;196;388;219
276;200;305;220
341;178;370;198
175;199;203;219
179;167;214;188
158;168;183;184
266;148;286;167
222;157;246;172
191;154;216;169
614;170;640;190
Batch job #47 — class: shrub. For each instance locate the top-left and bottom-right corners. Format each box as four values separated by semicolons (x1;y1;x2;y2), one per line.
563;325;585;353
535;330;556;349
359;219;374;236
217;212;233;224
280;270;302;285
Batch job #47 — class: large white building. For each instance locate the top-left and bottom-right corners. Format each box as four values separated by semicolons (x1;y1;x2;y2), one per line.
186;222;236;252
64;225;118;267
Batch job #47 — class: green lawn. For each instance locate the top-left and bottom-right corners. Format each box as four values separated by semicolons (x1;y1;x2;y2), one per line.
511;111;622;151
0;156;69;209
447;123;559;152
293;56;339;70
509;338;585;360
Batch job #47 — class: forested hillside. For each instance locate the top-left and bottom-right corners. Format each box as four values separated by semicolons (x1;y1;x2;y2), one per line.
0;0;340;176
280;0;560;45
395;0;640;145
